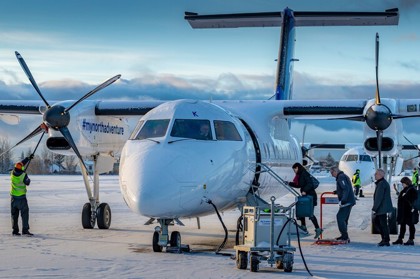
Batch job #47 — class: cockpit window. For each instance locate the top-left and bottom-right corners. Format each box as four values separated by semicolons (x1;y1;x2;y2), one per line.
344;155;358;162
214;120;242;141
170;119;213;140
360;155;372;162
133;119;170;140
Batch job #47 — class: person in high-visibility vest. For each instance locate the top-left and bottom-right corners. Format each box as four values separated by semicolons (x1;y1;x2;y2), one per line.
412;168;418;188
352;169;362;199
10;155;34;236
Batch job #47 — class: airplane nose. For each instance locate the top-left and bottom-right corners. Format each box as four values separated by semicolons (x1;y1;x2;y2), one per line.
120;142;208;218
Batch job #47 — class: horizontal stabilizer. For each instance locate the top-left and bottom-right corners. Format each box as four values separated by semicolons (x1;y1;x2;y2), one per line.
185;8;399;29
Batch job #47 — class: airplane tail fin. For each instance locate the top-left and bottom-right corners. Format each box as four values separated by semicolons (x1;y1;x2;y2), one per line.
185;8;399;100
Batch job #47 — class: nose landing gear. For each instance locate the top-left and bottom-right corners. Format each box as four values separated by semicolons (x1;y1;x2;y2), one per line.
151;219;190;253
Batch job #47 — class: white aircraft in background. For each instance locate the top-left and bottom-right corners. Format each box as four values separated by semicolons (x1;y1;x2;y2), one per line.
339;146;376;186
0;7;408;252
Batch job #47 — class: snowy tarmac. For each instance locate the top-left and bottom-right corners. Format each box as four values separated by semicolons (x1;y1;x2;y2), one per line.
0;174;419;279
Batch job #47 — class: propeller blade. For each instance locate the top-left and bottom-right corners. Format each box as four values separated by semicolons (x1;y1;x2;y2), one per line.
58;126;89;173
0;125;44;158
302;124;307;147
64;74;121;113
15;51;51;108
376;130;383;168
305;154;316;163
375;33;381;105
404;154;420;163
403;135;420;152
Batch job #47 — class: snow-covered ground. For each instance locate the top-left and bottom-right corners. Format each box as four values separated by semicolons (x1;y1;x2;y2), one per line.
0;174;419;279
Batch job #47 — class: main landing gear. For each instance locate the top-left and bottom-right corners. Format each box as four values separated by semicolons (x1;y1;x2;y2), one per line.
79;156;112;230
150;219;189;253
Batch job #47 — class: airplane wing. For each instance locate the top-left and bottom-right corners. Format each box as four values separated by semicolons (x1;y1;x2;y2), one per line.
0;100;164;117
282;99;367;119
94;100;164;115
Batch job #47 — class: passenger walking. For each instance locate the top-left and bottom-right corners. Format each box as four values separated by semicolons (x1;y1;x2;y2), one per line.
330;166;356;242
288;162;323;239
392;177;418;246
372;169;393;246
10;155;34;236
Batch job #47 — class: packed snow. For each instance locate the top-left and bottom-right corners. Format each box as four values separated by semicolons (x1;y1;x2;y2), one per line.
0;174;419;279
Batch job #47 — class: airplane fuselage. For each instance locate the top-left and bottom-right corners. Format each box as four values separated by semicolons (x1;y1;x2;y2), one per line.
119;100;301;218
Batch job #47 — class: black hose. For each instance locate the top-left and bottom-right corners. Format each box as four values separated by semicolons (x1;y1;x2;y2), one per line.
292;218;313;277
235;214;243;245
206;199;233;257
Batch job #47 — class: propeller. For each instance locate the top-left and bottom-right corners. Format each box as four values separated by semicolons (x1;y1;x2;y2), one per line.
11;51;121;172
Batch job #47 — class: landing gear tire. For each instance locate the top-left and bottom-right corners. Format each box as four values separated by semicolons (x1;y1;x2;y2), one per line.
170;231;181;248
97;203;112;229
236;251;248;270
82;203;95;229
153;231;163;252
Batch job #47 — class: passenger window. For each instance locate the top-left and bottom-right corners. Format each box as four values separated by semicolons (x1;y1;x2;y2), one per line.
134;119;170;139
170;119;213;140
214;120;242;141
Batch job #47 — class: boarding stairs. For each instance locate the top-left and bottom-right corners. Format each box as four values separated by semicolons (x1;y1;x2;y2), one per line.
245;163;300;208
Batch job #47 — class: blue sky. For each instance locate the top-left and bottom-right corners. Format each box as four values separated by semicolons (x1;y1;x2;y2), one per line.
0;0;420;158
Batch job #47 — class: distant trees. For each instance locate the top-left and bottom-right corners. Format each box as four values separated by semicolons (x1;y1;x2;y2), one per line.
0;137;79;174
0;137;12;172
319;152;337;168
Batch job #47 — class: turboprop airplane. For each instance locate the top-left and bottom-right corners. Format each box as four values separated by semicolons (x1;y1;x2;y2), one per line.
0;7;411;253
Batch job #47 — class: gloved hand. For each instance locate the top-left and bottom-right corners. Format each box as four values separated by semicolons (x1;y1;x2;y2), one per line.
29;154;34;160
333;190;337;195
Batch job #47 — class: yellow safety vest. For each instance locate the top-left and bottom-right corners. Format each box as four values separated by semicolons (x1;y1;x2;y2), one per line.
10;173;27;197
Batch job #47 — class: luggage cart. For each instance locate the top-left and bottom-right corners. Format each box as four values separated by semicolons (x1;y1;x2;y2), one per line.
234;196;296;272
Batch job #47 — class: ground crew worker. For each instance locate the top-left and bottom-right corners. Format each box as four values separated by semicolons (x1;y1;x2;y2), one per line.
352;169;363;199
11;155;34;236
412;168;418;188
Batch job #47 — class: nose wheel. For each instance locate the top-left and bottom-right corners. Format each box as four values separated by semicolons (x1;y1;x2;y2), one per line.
151;219;189;253
81;202;112;229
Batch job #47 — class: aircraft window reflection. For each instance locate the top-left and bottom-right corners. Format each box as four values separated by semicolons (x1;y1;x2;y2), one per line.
134;119;170;139
129;120;145;140
360;155;372;162
345;155;358;162
170;119;213;140
214;120;242;141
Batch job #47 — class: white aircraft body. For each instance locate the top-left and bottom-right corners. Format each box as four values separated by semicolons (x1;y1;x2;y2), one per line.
0;7;411;252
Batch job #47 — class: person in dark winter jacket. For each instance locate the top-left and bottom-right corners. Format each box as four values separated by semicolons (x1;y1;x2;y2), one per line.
392;177;419;246
288;162;323;239
372;169;394;247
330;166;356;242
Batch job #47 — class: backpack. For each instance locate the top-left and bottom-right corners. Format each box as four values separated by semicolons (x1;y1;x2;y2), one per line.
309;175;319;189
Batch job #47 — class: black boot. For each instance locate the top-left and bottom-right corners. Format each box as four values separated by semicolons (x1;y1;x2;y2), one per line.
404;239;414;246
392;238;403;245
